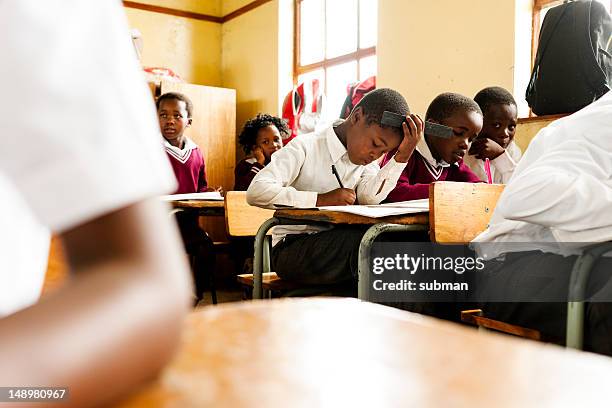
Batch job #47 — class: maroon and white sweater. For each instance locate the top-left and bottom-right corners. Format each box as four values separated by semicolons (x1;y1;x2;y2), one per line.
234;157;265;191
381;138;482;202
164;138;208;194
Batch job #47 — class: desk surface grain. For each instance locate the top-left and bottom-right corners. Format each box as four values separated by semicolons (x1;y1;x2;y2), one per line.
170;200;225;209
114;298;612;408
274;209;429;225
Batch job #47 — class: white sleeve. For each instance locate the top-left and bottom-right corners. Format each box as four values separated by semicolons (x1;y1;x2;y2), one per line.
0;0;176;232
490;150;518;184
356;157;407;205
246;139;318;208
496;159;612;235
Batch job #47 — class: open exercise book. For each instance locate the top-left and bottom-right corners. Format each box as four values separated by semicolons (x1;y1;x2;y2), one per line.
160;192;224;201
317;199;429;217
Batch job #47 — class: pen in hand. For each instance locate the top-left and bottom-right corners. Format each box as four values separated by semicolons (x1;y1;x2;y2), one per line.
331;165;344;188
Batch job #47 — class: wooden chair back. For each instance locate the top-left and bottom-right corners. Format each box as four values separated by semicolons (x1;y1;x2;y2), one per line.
224;191;274;237
429;182;505;243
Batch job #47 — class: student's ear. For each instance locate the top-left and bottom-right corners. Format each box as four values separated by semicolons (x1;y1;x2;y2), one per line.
351;106;364;125
187;118;193;127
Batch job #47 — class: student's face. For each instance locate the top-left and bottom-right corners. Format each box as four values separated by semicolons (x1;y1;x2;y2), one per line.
428;110;483;164
158;99;192;142
254;125;283;163
479;103;518;148
347;108;402;165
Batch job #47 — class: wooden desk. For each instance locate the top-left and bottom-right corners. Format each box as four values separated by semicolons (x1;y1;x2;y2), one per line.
169;199;225;217
114;298;612;408
252;209;429;300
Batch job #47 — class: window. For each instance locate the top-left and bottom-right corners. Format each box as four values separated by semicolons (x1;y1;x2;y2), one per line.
294;0;377;117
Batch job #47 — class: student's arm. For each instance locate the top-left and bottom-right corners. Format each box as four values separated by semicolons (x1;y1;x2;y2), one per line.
0;199;192;408
247;139;316;208
495;158;612;237
489;151;518;184
197;156;209;192
382;160;431;202
357;114;423;204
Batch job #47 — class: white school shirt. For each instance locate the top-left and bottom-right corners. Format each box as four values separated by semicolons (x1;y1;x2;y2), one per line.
463;140;522;184
472;91;612;260
247;122;407;246
0;0;177;316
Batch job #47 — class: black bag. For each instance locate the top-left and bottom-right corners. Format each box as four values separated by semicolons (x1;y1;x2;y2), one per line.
526;0;612;115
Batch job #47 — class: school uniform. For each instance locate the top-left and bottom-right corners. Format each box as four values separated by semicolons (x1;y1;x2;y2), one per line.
234;157;265;191
0;0;176;316
164;138;208;193
380;138;482;202
470;91;612;355
247;122;407;285
463;140;522;184
165;138;214;300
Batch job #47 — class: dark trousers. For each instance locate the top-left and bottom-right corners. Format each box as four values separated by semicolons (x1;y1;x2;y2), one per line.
271;227;429;290
472;251;612;355
271;226;366;287
175;211;215;301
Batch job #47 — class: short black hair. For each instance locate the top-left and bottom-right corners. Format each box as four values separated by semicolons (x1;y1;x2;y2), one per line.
474;86;517;114
238;113;290;154
425;92;482;122
156;92;193;118
354;88;410;136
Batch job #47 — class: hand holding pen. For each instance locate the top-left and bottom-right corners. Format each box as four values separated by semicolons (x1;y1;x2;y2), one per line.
315;165;356;206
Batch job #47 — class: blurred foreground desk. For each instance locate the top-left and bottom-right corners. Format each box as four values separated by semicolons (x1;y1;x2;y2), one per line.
114;298;612;408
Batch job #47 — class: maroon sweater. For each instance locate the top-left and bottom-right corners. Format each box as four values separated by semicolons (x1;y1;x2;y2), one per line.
165;142;208;194
234;157;265;191
381;148;481;202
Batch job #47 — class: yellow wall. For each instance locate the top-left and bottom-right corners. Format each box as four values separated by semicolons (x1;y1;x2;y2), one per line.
134;0;221;16
222;0;293;153
378;0;518;116
222;0;254;15
124;3;222;86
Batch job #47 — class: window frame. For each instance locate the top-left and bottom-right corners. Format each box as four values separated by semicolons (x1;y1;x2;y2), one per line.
293;0;377;93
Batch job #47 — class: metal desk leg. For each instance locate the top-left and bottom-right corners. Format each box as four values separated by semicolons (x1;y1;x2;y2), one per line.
566;242;612;349
358;223;428;301
253;217;281;300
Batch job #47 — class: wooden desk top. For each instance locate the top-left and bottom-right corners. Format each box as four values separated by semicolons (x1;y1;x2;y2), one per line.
274;208;429;225
170;200;225;209
114;298;612;408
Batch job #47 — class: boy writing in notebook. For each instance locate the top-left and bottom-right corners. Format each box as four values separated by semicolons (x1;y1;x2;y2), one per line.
464;86;522;184
247;88;422;286
382;92;483;202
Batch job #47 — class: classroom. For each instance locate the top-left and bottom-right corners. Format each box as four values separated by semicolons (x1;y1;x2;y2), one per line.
4;0;612;406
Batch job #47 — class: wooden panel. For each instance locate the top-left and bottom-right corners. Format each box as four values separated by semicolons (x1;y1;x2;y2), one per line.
429;182;505;244
114;298;612;408
224;191;274;237
42;235;69;296
160;81;236;244
515;113;566;152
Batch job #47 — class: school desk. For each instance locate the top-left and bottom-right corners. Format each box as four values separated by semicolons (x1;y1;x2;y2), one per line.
251;182;504;300
169;199;225;217
113;298;612;408
252;209;429;300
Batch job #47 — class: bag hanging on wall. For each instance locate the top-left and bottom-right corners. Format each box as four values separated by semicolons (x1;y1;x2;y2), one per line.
526;0;612;115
